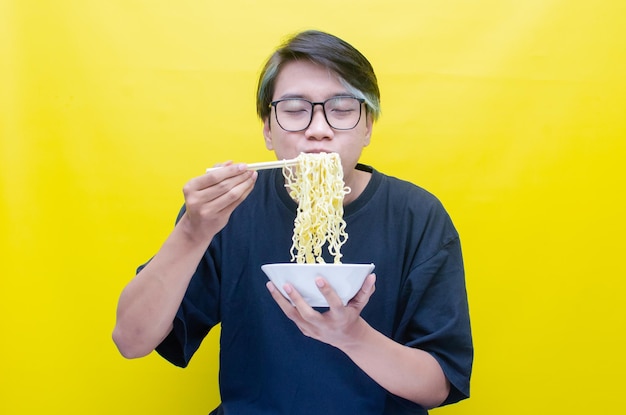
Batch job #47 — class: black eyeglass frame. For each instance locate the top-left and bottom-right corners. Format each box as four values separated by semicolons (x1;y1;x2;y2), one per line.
269;96;366;132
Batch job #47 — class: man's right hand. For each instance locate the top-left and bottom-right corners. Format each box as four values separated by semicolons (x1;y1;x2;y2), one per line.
179;163;258;244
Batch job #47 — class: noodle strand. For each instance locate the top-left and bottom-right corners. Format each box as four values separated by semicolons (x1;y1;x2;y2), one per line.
283;153;350;264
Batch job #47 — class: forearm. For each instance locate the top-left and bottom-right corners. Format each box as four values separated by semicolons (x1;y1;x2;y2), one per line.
337;318;450;408
112;215;214;358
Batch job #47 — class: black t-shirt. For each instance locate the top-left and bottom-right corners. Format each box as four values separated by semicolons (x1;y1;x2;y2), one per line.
152;165;473;414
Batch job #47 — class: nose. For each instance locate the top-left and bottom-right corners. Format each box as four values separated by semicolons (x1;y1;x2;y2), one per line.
305;105;334;140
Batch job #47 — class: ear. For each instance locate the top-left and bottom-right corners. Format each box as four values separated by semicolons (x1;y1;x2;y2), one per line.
362;113;374;147
263;117;274;150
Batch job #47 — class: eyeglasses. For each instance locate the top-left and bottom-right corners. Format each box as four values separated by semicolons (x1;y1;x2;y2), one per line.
269;96;365;132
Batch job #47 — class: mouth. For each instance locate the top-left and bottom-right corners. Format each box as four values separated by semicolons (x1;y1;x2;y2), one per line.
301;149;334;154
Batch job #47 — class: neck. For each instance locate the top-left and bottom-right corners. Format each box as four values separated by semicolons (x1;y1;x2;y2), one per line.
343;168;371;205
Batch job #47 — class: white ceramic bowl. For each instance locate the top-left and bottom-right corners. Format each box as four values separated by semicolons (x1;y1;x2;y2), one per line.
261;263;375;307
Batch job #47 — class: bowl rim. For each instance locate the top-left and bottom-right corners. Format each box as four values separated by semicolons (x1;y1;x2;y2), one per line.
261;262;375;267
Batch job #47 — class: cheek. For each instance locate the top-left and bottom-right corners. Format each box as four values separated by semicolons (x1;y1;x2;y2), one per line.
349;127;371;149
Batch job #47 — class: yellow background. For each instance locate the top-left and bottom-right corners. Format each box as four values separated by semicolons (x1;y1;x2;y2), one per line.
1;0;625;413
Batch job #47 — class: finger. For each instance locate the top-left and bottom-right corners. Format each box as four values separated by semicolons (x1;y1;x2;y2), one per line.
215;170;257;208
187;168;256;211
184;165;247;199
211;160;233;169
266;281;300;319
282;283;320;318
347;273;376;308
201;163;250;186
314;277;344;310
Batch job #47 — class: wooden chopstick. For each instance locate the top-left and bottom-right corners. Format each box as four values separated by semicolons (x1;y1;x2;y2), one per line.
206;158;298;173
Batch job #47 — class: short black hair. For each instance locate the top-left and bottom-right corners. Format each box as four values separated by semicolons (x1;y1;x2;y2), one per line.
256;30;381;121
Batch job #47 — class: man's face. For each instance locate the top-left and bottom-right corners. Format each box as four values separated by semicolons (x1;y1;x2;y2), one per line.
263;59;373;187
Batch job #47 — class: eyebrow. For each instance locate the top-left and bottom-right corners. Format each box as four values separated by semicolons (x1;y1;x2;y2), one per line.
276;92;354;101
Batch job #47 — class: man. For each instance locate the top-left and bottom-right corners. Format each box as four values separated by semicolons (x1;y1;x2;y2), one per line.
113;30;473;415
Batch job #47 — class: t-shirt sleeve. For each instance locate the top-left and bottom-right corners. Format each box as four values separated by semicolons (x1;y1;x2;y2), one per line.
394;236;473;406
142;205;222;368
154;251;222;367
